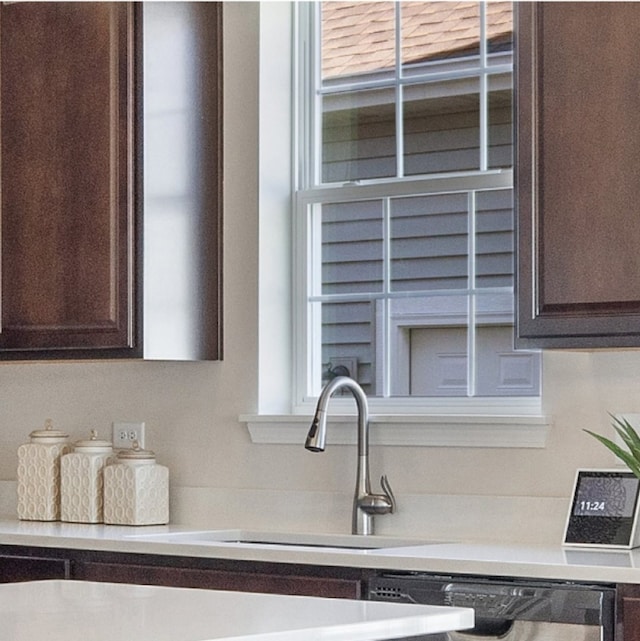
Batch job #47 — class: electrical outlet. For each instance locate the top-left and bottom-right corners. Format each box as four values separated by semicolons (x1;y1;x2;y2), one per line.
112;421;145;449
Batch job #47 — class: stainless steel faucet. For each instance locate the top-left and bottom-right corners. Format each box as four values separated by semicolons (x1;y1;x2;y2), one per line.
305;376;396;535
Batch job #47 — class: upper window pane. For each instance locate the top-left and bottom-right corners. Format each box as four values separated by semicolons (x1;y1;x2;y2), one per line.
321;2;396;82
487;1;513;56
403;78;480;175
488;73;512;169
322;88;397;182
401;2;480;67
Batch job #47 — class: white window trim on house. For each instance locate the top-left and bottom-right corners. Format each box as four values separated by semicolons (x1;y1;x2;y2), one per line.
240;2;550;449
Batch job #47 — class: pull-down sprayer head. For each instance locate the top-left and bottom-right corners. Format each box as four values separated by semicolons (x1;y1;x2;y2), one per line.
305;409;327;452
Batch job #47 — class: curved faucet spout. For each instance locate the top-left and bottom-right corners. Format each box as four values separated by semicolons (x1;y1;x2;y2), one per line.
305;376;368;453
305;376;395;535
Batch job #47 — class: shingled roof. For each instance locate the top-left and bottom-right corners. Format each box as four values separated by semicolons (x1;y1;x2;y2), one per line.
322;1;513;79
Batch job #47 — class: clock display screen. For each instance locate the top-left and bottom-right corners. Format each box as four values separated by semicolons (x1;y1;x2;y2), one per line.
572;474;639;518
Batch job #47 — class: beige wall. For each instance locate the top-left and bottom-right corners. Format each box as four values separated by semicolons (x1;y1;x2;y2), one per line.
0;4;637;544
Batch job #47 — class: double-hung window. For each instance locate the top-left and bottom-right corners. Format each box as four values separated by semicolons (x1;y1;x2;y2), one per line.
247;1;547;447
294;1;540;418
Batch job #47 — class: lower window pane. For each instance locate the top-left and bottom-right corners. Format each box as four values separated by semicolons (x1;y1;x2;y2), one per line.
390;294;469;397
321;300;376;396
321;201;383;296
391;192;469;292
474;325;540;397
408;326;469;396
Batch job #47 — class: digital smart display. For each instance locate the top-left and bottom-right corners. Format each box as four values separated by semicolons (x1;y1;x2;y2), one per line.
564;470;640;547
572;474;639;518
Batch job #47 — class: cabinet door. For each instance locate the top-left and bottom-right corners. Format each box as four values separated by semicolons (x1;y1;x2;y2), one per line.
617;584;640;641
0;554;70;583
516;3;640;348
0;3;138;357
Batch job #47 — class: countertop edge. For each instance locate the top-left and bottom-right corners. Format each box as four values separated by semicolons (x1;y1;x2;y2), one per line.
1;520;640;585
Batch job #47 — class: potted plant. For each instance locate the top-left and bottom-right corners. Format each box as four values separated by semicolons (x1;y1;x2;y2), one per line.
584;415;640;478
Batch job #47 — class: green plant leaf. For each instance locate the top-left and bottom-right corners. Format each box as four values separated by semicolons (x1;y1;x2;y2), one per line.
583;429;640;478
610;414;640;463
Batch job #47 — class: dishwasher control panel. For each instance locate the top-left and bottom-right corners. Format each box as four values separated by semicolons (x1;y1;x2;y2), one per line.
367;573;614;628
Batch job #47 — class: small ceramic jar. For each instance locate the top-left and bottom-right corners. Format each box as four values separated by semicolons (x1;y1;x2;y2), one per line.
103;442;169;526
17;419;71;521
61;430;114;524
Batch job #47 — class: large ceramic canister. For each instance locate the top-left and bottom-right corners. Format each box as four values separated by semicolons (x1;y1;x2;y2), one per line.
103;442;169;526
61;430;114;524
17;419;71;521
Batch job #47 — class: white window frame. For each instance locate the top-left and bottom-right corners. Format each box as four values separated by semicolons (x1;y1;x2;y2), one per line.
241;1;549;448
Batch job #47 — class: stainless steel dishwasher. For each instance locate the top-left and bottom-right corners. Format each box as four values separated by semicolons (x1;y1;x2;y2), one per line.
367;573;615;641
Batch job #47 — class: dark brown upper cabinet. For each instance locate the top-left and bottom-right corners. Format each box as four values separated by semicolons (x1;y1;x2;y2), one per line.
516;2;640;349
0;2;222;360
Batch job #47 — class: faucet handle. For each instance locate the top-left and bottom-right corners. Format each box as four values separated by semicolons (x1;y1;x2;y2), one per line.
380;475;396;513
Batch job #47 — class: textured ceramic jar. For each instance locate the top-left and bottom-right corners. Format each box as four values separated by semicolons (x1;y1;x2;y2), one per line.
103;443;169;525
17;420;71;521
60;430;114;524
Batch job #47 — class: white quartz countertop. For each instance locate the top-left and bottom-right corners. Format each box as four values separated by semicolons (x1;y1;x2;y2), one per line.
0;580;473;641
2;519;640;584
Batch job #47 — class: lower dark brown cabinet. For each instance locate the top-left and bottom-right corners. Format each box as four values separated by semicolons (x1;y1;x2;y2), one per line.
0;545;364;599
73;559;363;599
0;554;70;583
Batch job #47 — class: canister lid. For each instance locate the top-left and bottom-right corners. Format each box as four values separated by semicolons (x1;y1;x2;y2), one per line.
74;429;112;452
116;441;156;461
29;419;69;441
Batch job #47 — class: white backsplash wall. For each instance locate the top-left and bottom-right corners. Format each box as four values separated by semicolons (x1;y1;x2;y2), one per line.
0;3;636;546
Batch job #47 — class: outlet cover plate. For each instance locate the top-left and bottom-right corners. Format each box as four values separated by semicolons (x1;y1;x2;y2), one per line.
112;421;145;449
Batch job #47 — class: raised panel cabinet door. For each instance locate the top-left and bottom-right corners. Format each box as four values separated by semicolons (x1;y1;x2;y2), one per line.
0;3;138;356
516;3;640;348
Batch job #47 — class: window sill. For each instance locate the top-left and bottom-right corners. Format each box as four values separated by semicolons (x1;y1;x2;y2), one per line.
240;413;550;448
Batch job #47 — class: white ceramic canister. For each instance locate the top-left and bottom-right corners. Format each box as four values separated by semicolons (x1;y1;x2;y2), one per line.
17;419;71;521
103;442;169;526
60;430;114;524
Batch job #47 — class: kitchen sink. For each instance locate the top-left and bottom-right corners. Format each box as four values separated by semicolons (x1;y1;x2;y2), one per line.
124;529;435;550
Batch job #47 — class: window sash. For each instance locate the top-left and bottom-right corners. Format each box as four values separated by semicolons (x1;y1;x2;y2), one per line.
301;1;513;188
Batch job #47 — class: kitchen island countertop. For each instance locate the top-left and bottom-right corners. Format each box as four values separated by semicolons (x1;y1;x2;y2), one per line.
0;579;473;641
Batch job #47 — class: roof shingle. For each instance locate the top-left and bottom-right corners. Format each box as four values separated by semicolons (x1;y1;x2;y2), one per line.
322;1;513;79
